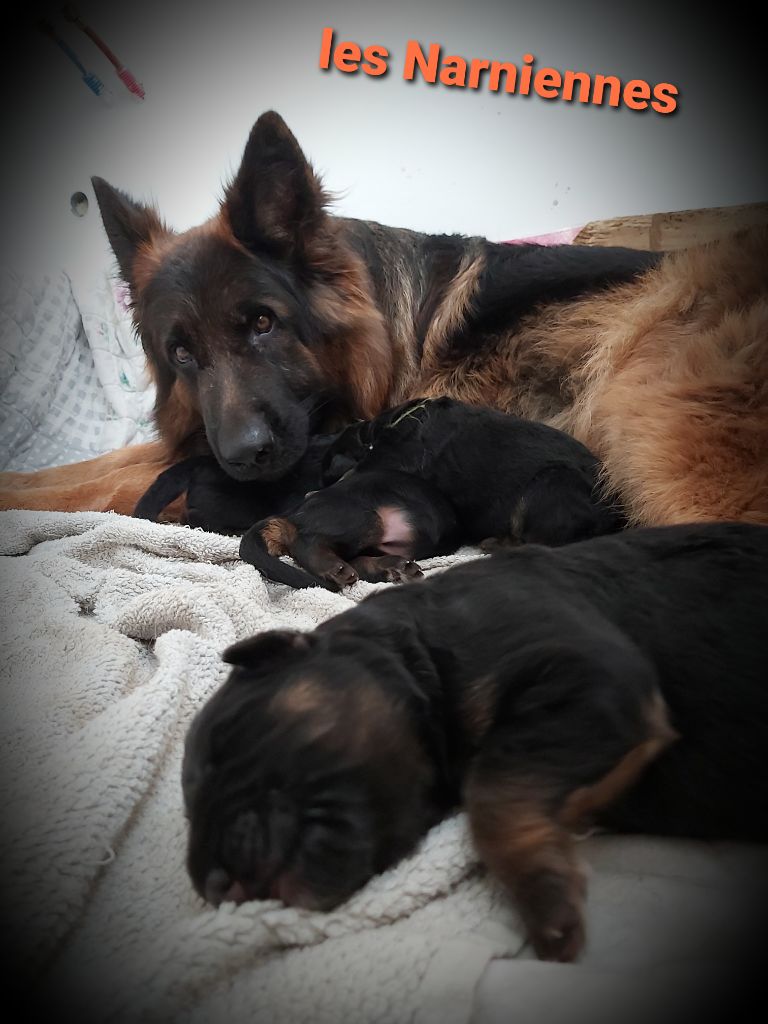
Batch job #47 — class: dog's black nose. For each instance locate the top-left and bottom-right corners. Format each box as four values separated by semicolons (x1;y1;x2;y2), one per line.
218;420;274;469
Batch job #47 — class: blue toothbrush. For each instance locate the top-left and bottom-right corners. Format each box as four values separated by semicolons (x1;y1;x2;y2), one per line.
39;19;111;99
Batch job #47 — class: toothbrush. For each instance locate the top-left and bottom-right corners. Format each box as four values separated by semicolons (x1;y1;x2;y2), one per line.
39;19;110;98
62;4;145;100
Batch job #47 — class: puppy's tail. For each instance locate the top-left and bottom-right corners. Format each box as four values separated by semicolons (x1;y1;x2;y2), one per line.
240;520;335;591
133;456;211;521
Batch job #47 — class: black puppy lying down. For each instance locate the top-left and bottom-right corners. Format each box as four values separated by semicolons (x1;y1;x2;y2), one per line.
242;469;459;588
183;523;768;962
240;397;624;589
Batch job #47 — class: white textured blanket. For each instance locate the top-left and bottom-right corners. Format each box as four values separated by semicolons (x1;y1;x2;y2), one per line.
0;510;762;1024
0;265;152;472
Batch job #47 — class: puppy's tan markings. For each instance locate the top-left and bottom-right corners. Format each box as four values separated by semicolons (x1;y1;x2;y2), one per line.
272;678;326;716
271;674;361;719
342;683;406;756
561;691;678;827
260;518;297;556
270;678;339;743
466;775;586;961
467;778;572;878
465;694;676;963
459;673;499;744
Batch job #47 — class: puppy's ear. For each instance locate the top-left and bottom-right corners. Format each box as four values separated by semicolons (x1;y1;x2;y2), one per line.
91;177;168;287
222;629;315;668
224;110;329;259
321;452;358;486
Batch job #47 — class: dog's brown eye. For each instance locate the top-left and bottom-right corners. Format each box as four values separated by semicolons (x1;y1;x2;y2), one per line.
252;311;274;336
172;344;194;365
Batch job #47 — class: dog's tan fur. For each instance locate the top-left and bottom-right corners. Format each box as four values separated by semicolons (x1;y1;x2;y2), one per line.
1;225;766;524
419;227;768;525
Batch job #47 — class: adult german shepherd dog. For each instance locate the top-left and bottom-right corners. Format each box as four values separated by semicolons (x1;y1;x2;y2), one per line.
1;110;766;522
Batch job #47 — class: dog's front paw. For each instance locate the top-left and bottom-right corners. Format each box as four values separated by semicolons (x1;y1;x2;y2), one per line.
516;867;586;963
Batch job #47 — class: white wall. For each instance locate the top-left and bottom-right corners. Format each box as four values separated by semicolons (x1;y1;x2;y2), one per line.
4;0;764;283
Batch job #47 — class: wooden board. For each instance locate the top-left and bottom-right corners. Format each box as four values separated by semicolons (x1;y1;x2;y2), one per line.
574;201;768;250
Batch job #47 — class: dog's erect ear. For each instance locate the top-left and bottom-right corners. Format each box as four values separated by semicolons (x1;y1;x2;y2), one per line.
224;110;328;259
91;176;167;286
222;629;316;669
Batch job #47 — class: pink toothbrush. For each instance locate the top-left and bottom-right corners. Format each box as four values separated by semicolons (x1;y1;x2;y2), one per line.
62;4;145;100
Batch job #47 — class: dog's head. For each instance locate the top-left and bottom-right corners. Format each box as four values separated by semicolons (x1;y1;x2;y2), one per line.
92;112;392;481
183;628;443;911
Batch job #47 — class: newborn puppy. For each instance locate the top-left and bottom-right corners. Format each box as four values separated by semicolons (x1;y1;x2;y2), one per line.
239;469;460;589
322;396;625;547
239;396;623;589
183;523;768;961
133;435;337;534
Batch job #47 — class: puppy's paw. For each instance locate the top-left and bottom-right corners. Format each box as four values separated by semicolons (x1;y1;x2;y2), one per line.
516;868;586;963
480;535;520;554
390;559;424;582
324;562;358;589
353;555;424;583
378;557;424;583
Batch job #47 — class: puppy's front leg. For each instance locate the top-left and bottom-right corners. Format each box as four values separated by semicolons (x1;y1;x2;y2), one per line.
464;641;676;962
468;767;587;962
289;534;359;589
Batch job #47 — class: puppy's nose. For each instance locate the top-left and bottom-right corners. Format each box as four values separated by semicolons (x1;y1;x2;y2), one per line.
204;867;234;906
205;869;260;907
218;420;274;468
